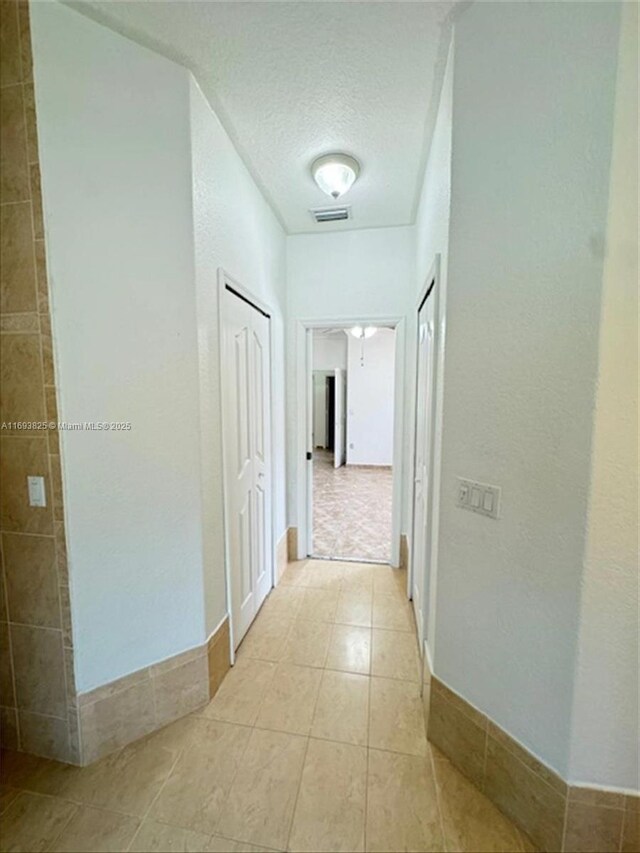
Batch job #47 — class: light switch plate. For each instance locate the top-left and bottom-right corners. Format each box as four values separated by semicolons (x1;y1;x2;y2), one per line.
27;476;46;507
456;477;500;519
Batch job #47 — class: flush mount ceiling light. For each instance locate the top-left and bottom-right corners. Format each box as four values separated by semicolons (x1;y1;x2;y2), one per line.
350;325;377;339
312;153;361;199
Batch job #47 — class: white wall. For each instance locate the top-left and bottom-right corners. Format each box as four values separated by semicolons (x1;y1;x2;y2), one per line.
430;1;621;779
312;333;347;448
286;226;415;527
346;329;396;466
287;227;415;321
568;2;638;791
189;78;287;637
312;332;347;371
410;36;454;657
414;37;453;301
33;3;203;692
32;2;287;690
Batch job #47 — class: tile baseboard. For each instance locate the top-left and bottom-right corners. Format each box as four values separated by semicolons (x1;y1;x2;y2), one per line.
207;617;230;700
276;530;288;581
345;463;392;470
77;618;230;765
426;675;639;852
287;526;298;562
399;533;409;573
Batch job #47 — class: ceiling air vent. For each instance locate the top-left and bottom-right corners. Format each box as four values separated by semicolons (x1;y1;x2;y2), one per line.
310;205;351;224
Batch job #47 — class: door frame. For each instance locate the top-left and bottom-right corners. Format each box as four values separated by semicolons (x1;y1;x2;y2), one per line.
409;254;442;665
294;315;405;567
333;368;345;468
217;268;276;662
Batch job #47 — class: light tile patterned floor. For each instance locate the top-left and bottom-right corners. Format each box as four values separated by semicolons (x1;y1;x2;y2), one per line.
312;451;393;563
0;560;531;853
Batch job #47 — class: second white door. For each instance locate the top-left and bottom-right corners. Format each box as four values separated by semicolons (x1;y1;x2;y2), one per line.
222;286;273;648
412;283;437;649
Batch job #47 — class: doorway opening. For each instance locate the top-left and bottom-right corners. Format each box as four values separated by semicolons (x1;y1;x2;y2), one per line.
309;325;398;564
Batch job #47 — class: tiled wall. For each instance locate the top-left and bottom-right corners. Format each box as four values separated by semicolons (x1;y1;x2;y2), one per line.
0;0;78;763
77;618;230;764
427;676;639;852
0;3;236;767
79;649;209;765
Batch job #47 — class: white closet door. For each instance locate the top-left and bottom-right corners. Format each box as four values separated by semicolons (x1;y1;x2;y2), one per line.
412;289;436;648
222;288;272;647
251;308;272;613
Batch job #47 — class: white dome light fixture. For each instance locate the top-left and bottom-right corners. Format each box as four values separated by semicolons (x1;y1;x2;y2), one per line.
350;325;377;339
312;153;361;199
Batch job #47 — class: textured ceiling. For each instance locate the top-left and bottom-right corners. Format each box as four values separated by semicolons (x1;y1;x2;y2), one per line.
68;1;457;234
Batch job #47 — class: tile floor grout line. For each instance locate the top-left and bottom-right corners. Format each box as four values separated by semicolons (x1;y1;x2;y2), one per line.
0;771;145;819
211;653;280;730
427;737;449;853
560;792;570;853
207;718;268;847
122;747;183;853
211;832;281;852
617;808;627;853
364;573;374;852
0;787;20;817
285;584;338;853
284;734;312;853
190;712;255;731
364;657;373;853
42;795;80;853
247;657;278;728
128;812;279;852
122;716;221;852
5;557;526;853
242;723;428;762
136;714;254;850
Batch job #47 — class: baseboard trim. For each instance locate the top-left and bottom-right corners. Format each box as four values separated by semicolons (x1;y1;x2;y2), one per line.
345;463;392;470
287;526;298;562
399;533;409;572
206;618;231;701
426;675;639;852
276;529;288;581
76;617;230;765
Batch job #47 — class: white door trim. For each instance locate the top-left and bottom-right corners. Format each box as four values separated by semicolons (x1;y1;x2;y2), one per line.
217;268;276;662
333;368;345;469
294;315;405;568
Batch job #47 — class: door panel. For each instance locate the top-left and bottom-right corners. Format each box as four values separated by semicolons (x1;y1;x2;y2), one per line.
253;331;265;461
234;329;251;475
412;285;436;650
254;482;266;583
239;493;252;607
222;287;273;648
251;310;272;610
224;293;256;642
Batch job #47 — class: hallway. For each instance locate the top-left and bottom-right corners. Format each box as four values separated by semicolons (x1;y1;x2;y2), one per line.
0;560;529;853
0;0;636;849
312;452;393;562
